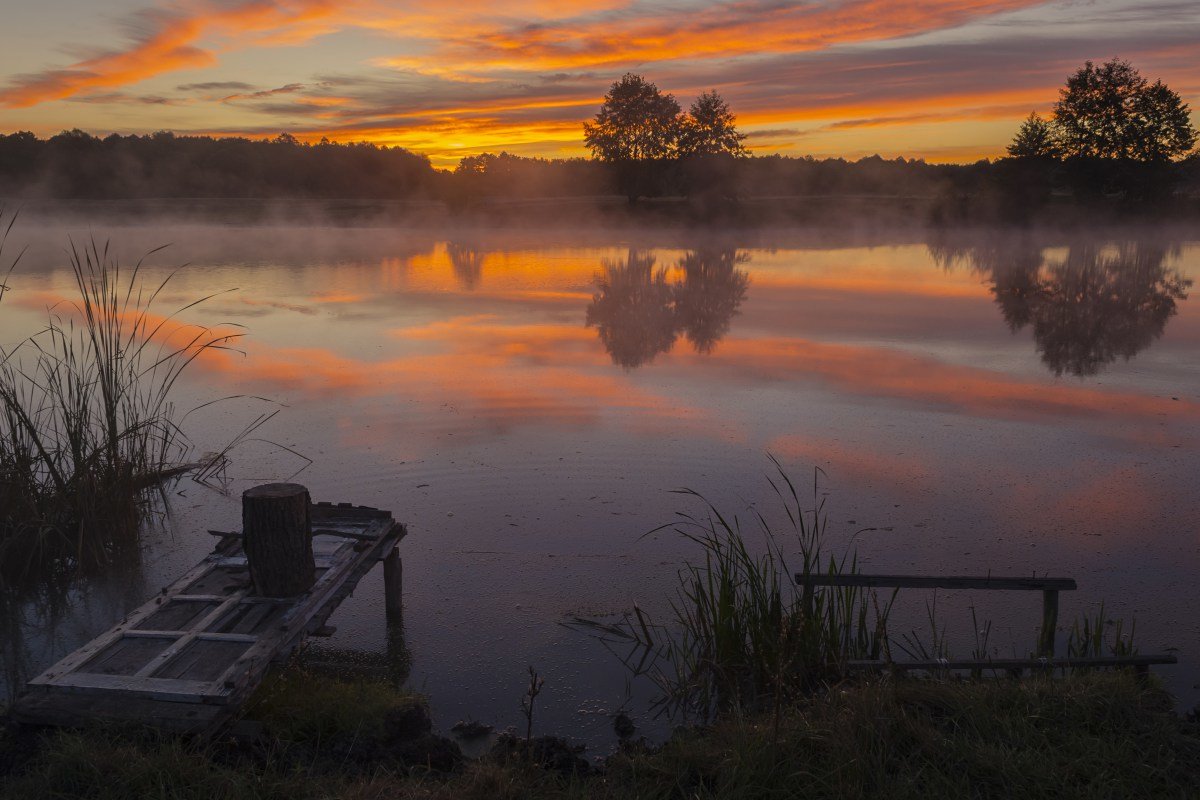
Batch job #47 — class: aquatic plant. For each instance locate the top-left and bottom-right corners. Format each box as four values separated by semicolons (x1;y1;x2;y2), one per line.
1066;602;1137;659
520;665;545;744
0;217;241;581
575;456;893;719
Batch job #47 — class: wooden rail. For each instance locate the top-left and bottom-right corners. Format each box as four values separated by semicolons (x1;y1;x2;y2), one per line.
795;575;1077;591
847;654;1177;678
795;572;1075;659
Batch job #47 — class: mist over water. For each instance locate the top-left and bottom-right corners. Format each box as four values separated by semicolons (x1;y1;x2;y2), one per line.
2;208;1198;746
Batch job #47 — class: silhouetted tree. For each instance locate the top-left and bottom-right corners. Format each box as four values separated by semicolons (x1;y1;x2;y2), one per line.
584;74;681;162
998;113;1061;217
585;251;678;368
677;91;748;203
1007;113;1059;159
674;249;750;352
584;74;681;202
678;91;748;158
1053;59;1196;162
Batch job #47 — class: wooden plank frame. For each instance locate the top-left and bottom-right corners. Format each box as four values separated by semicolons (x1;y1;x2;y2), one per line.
795;572;1175;672
14;501;406;735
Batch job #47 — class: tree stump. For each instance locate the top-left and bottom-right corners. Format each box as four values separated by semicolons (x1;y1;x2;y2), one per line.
242;483;315;597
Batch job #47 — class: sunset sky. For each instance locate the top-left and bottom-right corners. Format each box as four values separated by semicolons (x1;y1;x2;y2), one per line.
1;0;1197;169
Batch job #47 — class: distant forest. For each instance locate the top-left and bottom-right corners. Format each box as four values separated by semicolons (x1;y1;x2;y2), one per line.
1;129;1199;213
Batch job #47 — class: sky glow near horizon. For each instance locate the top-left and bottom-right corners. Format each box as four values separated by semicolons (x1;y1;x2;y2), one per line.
1;0;1198;169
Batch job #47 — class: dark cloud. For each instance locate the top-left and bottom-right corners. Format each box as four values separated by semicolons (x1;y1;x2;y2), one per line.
68;91;180;106
177;81;255;92
245;83;306;98
745;128;809;138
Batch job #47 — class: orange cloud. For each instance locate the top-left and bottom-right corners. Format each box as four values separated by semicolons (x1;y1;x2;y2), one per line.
767;433;937;494
694;336;1199;431
0;0;346;108
387;0;1048;77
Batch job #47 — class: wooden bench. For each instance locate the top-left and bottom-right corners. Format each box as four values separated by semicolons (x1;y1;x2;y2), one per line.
794;572;1176;676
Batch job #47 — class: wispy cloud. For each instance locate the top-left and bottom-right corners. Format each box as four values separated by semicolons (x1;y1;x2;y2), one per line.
177;80;255;92
0;0;345;107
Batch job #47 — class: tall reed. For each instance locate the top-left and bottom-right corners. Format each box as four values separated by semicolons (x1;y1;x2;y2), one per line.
575;457;893;719
0;220;240;582
1066;602;1137;659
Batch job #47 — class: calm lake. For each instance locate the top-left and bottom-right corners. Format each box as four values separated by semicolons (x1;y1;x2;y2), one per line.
2;209;1198;746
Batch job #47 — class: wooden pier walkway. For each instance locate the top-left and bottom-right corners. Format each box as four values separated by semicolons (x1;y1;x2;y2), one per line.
13;491;406;735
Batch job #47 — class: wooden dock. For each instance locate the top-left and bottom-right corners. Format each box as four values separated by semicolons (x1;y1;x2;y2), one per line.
13;494;406;735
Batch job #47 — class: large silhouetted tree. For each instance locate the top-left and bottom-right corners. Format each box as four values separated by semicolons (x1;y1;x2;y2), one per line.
584;74;681;162
1053;59;1197;162
584;74;681;201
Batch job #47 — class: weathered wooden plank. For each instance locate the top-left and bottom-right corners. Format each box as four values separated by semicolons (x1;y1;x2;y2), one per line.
384;546;402;621
79;636;178;677
794;574;1078;591
209;527;382;543
183;566;250;596
132;595;245;679
207;601;288;635
1039;589;1060;658
155;639;255;682
846;654;1177;671
123;631;257;643
135;600;221;631
12;690;226;734
29;673;223;702
311;503;382;522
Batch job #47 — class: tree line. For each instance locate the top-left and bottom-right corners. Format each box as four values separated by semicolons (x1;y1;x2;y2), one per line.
0;59;1195;210
0;130;437;199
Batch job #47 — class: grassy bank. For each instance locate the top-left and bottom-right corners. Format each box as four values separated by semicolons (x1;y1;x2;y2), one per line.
2;669;1198;799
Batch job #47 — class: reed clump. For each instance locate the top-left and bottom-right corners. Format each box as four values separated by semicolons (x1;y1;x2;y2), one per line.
0;216;238;582
576;458;892;719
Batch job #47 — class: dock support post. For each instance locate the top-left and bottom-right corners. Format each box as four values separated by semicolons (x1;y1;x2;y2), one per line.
1039;590;1059;658
383;546;403;621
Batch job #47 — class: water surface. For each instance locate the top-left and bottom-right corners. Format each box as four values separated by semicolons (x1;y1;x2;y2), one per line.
2;216;1197;746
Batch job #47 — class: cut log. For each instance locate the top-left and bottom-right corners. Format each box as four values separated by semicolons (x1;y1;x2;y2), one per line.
242;483;315;597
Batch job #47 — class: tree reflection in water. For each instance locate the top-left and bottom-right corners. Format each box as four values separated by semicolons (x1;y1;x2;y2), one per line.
585;247;750;368
676;249;751;354
586;251;678;369
931;237;1191;377
446;241;486;290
